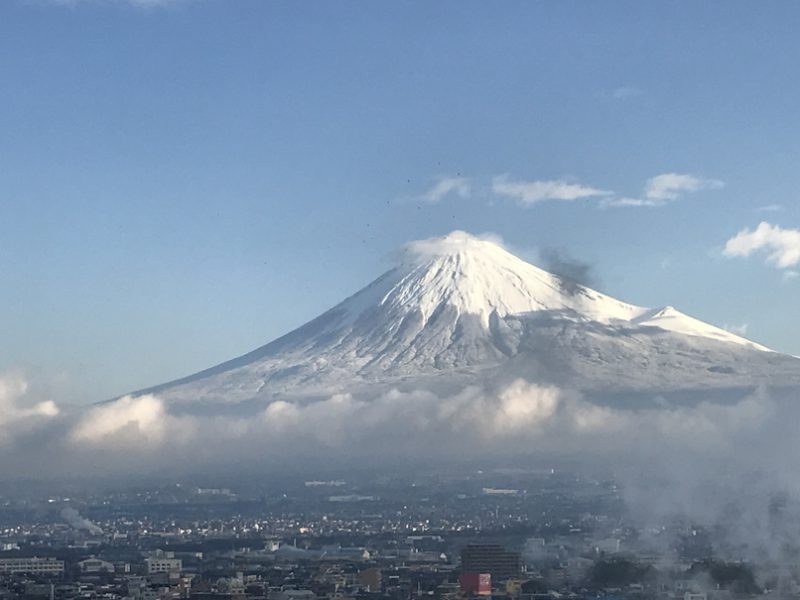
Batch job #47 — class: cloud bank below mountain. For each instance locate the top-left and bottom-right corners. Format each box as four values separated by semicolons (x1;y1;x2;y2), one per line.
5;366;800;564
0;370;795;481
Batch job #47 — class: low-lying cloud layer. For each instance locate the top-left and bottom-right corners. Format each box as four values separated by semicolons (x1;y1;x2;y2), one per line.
0;371;794;474
4;368;800;562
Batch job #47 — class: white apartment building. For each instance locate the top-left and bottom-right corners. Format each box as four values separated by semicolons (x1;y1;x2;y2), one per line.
0;557;65;575
144;557;182;574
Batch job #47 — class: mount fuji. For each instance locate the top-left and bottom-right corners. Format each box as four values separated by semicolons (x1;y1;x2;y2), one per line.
140;232;800;407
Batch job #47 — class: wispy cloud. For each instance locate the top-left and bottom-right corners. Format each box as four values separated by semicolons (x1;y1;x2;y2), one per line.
417;175;471;204
601;173;724;208
611;86;643;100
412;170;722;210
491;175;612;206
757;204;784;213
128;0;181;5
596;86;643;101
600;196;662;208
47;0;185;8
644;173;724;202
723;222;800;270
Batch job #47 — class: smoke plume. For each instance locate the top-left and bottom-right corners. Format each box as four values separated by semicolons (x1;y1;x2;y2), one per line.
540;247;597;295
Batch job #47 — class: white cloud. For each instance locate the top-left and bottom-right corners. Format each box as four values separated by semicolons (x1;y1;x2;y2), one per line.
599;196;661;208
644;172;724;202
9;370;800;564
48;0;184;7
783;270;799;283
418;175;471;203
492;172;723;209
399;230;505;265
600;173;724;208
611;86;643;100
0;373;59;425
596;86;643;101
757;204;784;213
127;0;178;5
257;381;569;449
70;394;167;445
45;379;781;480
0;372;59;445
723;221;800;270
491;174;612;206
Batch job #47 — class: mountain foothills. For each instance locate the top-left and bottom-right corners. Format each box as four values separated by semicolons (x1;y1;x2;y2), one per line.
139;232;800;407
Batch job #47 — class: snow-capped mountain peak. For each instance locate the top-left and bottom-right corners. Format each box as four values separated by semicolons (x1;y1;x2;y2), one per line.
141;231;793;405
340;231;642;328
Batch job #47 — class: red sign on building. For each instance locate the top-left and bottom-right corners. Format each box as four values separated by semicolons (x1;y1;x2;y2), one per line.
459;572;491;596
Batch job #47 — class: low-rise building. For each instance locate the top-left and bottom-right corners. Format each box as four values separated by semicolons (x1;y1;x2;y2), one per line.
0;557;65;576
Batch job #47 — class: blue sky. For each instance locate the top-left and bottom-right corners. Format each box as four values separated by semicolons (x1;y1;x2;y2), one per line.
2;0;799;404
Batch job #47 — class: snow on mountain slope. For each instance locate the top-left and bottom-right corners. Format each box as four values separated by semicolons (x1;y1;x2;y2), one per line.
342;231;644;326
633;306;770;351
140;231;798;405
